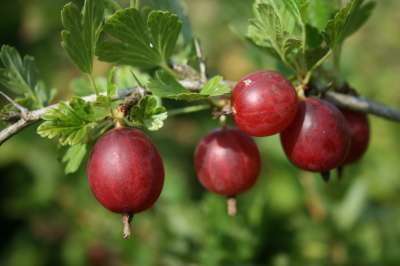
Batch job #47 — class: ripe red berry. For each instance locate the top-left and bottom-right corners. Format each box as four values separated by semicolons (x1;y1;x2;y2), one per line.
340;109;370;164
231;71;298;137
87;128;164;238
194;128;261;215
280;98;351;172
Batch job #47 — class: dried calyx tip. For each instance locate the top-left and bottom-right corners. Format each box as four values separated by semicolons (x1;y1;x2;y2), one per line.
337;166;343;181
122;213;133;239
321;171;331;183
227;197;237;216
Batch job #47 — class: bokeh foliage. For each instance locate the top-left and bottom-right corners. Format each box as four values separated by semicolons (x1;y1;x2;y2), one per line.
0;0;400;265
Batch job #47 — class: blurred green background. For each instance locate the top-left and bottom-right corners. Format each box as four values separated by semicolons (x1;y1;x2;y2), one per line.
1;0;400;265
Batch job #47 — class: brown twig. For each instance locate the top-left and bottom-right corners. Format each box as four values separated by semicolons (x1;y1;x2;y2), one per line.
0;91;29;118
324;91;400;121
0;88;135;145
1;80;400;146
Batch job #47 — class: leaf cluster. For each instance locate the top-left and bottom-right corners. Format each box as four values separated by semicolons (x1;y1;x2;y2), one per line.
247;0;375;77
1;0;377;175
0;46;54;109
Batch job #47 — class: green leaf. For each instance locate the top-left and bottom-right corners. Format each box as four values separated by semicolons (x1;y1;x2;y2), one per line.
128;95;167;131
62;143;87;174
200;76;231;96
142;0;192;43
0;45;51;108
149;72;231;101
342;1;375;39
0;45;37;95
307;0;336;31
247;1;307;72
305;25;329;68
37;97;109;145
247;0;340;74
324;0;375;49
61;0;104;73
96;8;182;69
148;71;206;101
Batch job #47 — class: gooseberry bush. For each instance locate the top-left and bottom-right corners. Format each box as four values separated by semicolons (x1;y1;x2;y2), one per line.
0;0;394;239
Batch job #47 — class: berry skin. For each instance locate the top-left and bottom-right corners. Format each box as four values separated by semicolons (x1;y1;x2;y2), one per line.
231;71;298;137
280;98;351;172
194;128;261;215
87;128;164;237
341;109;370;164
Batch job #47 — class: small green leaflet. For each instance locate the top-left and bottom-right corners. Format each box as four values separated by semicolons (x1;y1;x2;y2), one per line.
37;97;109;146
149;71;230;101
200;76;231;96
324;0;375;49
61;0;104;73
96;8;182;69
0;45;52;108
62;143;87;174
128;95;167;131
148;71;203;100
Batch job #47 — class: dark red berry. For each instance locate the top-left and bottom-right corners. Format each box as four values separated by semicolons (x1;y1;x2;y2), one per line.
194;128;261;215
340;109;370;164
280;98;351;172
231;71;298;137
87;128;164;238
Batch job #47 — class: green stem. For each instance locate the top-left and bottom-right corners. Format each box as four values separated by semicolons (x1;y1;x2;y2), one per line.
161;64;177;78
333;47;344;87
130;0;139;8
105;0;122;10
302;49;334;87
87;74;99;96
168;104;210;117
130;70;145;88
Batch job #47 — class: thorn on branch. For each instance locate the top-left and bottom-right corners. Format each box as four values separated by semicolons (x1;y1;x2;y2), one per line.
194;38;207;83
0;91;29;120
325;91;400;122
171;63;199;85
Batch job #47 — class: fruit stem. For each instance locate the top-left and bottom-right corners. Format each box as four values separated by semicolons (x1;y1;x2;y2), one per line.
122;213;133;239
227;197;237;216
219;115;227;128
114;106;126;128
115;120;124;129
295;84;306;100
